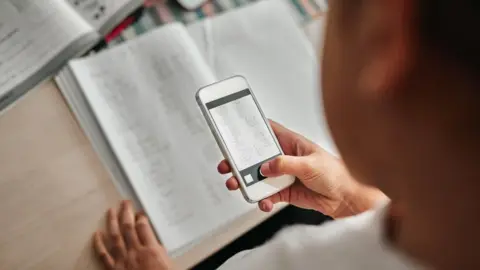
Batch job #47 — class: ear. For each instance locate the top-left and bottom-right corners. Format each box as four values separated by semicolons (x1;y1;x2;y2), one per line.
357;0;415;100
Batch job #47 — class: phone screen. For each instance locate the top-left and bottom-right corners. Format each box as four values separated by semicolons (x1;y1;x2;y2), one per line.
207;89;281;186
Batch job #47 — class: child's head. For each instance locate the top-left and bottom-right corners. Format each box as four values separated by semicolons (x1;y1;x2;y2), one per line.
321;0;479;194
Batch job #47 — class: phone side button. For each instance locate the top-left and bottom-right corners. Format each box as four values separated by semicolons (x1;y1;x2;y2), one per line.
244;174;254;184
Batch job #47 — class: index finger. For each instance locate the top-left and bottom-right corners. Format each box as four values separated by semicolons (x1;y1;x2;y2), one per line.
269;119;303;141
268;119;316;155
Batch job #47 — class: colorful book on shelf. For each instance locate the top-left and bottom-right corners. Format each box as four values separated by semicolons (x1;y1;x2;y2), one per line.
107;0;326;47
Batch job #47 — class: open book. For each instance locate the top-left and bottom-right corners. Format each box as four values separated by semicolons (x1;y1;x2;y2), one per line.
0;0;143;110
56;0;334;256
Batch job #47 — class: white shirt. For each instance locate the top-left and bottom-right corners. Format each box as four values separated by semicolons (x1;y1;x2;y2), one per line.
219;204;426;270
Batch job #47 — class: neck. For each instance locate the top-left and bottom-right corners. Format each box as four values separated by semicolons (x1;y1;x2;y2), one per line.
393;190;480;269
385;71;480;269
370;55;480;269
387;120;480;269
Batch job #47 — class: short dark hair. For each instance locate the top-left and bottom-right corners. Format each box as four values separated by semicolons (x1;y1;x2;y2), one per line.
420;1;480;73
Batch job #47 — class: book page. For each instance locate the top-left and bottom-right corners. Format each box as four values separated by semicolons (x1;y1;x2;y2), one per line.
67;23;253;253
187;0;336;154
65;0;143;35
0;0;94;102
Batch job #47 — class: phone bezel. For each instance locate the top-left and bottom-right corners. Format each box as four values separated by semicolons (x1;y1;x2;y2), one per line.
196;75;295;203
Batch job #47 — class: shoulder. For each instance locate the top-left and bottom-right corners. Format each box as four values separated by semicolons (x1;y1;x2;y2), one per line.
220;205;424;270
269;209;379;258
263;207;421;269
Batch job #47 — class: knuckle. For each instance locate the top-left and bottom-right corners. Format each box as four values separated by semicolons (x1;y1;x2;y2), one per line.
111;233;123;244
136;215;149;225
303;158;315;170
135;220;149;230
121;222;135;232
98;251;109;259
127;250;137;260
272;157;284;172
112;246;126;259
108;216;117;224
301;157;322;181
277;190;285;202
108;209;116;219
99;255;114;269
146;248;159;256
291;136;304;153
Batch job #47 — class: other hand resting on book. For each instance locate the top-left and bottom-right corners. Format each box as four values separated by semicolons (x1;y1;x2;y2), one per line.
93;201;175;270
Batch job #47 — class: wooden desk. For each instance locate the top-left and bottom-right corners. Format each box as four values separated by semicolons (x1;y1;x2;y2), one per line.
0;81;283;269
0;15;325;269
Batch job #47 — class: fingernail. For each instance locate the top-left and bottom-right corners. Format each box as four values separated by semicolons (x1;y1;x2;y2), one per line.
135;211;145;220
260;162;272;176
260;201;268;211
137;215;148;224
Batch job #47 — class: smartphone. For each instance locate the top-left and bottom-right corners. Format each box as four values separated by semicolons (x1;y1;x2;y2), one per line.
196;76;295;203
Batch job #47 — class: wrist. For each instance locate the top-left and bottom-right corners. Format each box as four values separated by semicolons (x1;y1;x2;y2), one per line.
332;179;387;219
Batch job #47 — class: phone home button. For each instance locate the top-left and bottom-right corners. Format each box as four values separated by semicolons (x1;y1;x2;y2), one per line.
257;166;267;181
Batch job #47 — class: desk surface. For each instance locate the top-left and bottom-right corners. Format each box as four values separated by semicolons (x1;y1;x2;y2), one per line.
0;15;324;269
0;80;283;269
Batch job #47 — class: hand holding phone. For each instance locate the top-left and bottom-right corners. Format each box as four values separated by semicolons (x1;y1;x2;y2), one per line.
218;120;363;217
196;76;295;203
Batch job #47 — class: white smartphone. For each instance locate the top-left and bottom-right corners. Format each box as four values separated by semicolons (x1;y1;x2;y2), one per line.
196;76;295;203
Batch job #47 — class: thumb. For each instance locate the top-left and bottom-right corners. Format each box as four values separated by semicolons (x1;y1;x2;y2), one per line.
260;155;311;179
